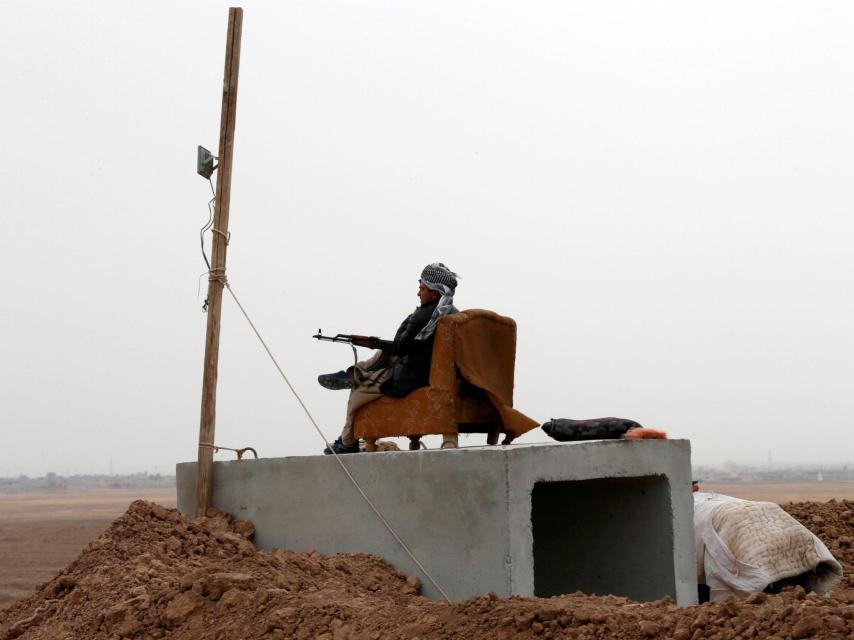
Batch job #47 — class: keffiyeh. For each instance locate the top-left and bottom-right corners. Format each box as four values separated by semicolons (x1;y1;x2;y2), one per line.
415;262;460;340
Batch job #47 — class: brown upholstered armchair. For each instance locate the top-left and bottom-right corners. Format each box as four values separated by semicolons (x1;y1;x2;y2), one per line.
353;309;538;451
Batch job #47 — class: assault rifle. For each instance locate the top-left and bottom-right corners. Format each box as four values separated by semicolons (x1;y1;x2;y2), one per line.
312;329;394;351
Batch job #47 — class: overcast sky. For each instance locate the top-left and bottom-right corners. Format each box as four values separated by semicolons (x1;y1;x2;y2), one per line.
2;1;852;477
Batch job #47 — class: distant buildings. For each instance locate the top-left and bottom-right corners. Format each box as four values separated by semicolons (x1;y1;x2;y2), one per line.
0;472;175;492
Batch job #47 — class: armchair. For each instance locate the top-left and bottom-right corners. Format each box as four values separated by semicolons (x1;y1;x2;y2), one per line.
353;309;538;451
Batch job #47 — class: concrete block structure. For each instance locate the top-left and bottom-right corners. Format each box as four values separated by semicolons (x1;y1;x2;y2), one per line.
177;440;696;605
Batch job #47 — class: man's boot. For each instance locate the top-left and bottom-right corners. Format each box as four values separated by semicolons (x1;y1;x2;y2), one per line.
317;366;357;390
323;437;360;455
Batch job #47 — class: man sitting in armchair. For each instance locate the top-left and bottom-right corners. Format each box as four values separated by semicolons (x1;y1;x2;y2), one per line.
319;262;460;454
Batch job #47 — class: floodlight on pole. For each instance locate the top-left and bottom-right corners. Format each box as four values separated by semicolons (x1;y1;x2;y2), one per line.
197;145;217;179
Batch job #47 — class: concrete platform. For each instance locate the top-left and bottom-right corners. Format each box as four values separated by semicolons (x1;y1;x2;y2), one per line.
176;440;696;605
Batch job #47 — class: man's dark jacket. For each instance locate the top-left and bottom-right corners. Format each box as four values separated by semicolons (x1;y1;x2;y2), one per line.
379;301;439;398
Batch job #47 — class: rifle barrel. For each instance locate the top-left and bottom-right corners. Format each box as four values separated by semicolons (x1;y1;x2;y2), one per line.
313;331;393;350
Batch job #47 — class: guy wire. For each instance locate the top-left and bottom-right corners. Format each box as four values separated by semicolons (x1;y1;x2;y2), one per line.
214;273;451;602
196;183;449;600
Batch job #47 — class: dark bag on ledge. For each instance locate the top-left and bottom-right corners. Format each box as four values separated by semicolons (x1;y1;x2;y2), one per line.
541;417;642;442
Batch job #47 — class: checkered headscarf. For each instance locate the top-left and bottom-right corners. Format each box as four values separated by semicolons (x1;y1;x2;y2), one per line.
415;262;460;340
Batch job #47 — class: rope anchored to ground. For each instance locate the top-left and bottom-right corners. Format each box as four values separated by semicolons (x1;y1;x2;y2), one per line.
211;271;451;602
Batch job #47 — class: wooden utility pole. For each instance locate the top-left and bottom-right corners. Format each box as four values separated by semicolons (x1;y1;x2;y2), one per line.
196;7;243;517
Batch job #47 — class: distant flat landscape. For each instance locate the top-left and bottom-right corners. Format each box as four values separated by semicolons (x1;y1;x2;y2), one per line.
0;488;176;523
701;481;854;503
0;488;175;608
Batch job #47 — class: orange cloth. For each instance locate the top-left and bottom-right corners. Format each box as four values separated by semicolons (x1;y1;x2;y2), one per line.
452;311;539;438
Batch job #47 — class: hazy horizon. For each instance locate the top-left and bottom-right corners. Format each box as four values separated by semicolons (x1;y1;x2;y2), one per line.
2;1;852;476
6;457;854;481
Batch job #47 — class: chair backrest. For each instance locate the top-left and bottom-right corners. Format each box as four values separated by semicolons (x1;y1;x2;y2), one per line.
430;309;518;405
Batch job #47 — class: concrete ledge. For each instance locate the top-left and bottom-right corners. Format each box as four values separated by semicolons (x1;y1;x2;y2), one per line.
177;440;696;605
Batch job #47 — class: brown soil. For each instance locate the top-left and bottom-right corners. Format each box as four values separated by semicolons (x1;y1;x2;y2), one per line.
1;500;853;640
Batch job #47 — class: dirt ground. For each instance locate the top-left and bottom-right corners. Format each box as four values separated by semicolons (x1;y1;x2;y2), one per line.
1;485;852;639
0;489;175;609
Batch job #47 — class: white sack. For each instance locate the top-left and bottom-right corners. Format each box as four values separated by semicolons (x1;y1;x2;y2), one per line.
694;492;843;601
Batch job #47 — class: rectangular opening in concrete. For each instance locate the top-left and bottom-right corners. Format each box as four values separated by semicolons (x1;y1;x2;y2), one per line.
532;475;674;602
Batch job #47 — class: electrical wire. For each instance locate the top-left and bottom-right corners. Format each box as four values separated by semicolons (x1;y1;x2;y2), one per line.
197;179;451;600
218;278;452;602
199;178;217;311
200;177;216;270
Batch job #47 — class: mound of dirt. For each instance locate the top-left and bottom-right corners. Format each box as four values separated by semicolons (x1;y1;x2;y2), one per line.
784;500;854;569
1;499;853;640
